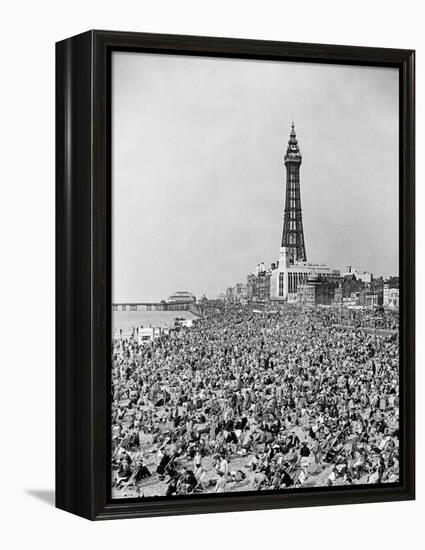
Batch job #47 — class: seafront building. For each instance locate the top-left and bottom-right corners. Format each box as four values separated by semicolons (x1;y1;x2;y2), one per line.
226;283;248;304
167;291;196;306
247;263;271;304
343;266;373;284
383;278;400;309
297;275;342;308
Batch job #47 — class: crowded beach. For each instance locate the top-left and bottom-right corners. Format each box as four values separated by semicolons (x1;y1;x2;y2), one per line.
111;307;399;498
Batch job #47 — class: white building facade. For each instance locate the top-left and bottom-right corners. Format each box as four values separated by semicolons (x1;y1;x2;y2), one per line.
270;247;339;302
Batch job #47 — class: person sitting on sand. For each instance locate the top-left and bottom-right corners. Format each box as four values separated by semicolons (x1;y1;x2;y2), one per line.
115;459;132;488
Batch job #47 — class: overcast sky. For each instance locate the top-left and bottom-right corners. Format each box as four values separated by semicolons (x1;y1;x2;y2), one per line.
112;52;399;302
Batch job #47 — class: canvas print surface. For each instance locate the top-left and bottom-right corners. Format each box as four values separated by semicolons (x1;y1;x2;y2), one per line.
111;53;399;499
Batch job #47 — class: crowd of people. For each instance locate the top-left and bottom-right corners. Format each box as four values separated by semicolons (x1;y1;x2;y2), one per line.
111;307;399;498
325;308;399;331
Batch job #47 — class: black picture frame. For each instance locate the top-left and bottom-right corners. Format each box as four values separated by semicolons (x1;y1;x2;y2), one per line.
56;30;415;521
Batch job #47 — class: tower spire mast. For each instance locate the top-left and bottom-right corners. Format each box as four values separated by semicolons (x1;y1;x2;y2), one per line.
281;122;307;264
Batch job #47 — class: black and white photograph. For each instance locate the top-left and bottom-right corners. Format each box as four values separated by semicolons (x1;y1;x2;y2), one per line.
110;52;400;500
2;0;422;541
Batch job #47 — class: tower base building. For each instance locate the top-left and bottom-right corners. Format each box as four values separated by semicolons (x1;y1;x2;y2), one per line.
270;247;339;303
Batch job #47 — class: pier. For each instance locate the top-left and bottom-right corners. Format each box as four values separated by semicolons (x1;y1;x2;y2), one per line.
112;301;201;316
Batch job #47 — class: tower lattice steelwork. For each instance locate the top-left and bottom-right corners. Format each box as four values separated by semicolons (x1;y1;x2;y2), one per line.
281;123;307;265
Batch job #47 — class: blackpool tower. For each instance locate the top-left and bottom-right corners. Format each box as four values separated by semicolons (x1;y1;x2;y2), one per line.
281;123;307;265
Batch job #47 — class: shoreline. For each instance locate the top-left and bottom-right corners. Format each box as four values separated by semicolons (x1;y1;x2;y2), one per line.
112;309;201;337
